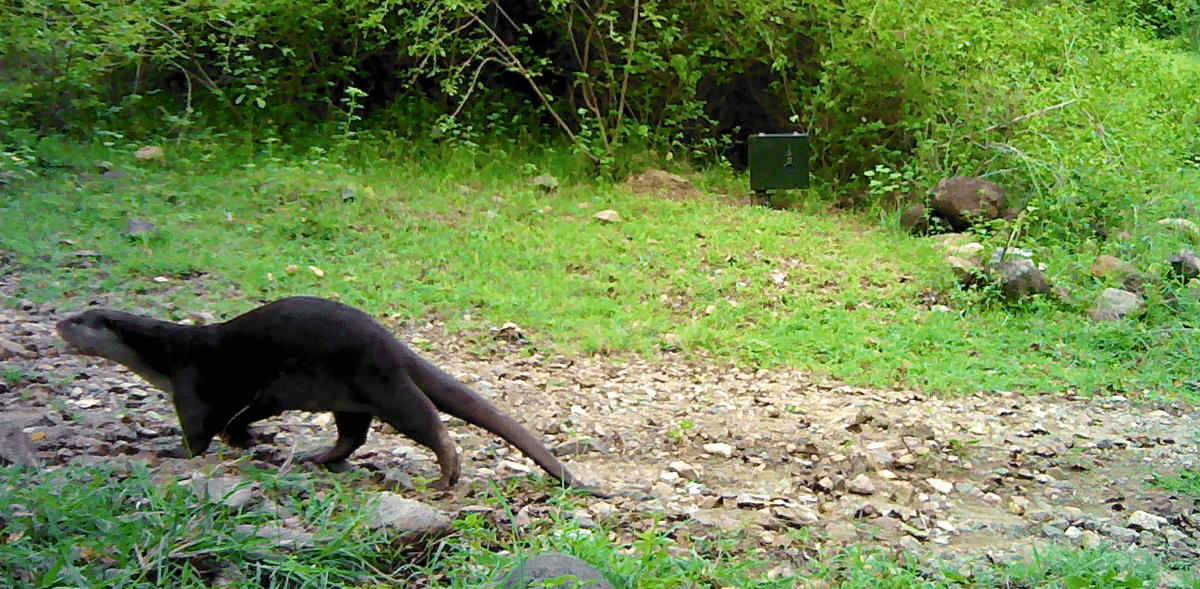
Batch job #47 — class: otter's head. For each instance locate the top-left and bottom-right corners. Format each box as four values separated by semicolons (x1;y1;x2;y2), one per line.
57;309;174;393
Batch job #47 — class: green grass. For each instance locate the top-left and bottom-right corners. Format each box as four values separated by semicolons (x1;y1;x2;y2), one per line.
3;463;1193;589
0;462;408;587
2;137;1195;399
1150;469;1200;498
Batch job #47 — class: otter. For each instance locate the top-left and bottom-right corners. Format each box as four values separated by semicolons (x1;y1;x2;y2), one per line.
56;296;583;491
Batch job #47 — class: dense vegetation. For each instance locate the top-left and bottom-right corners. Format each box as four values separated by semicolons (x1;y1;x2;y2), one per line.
6;0;1200;195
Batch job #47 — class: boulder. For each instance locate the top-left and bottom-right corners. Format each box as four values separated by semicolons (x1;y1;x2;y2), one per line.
929;177;1009;231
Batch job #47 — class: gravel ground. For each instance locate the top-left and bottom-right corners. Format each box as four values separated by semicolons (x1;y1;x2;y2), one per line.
2;262;1198;575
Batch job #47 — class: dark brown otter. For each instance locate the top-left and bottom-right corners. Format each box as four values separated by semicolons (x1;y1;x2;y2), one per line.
56;296;582;491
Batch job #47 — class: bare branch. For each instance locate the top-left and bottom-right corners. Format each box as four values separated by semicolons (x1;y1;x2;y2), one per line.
464;6;586;154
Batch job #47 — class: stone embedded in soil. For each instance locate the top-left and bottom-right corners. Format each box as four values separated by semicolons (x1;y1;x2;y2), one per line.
848;474;877;495
1127;510;1168;531
189;475;257;510
926;478;954;494
233;524;316;550
824;521;859;543
667;460;701;480
370;492;453;538
701;443;734;457
501;552;615;589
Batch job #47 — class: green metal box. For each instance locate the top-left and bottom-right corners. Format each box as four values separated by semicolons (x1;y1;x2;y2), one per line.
748;133;810;190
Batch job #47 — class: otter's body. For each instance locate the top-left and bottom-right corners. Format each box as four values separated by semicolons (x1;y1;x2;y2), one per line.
57;296;580;490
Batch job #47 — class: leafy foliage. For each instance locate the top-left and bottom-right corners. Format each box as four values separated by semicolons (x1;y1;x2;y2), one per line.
6;0;1199;198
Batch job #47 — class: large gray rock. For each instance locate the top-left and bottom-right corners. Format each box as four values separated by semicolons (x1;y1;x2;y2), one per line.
1087;288;1145;321
930;177;1009;231
369;492;454;541
189;475;258;510
501;553;614;589
0;423;39;467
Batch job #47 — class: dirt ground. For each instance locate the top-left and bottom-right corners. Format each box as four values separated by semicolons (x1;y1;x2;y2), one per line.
1;262;1198;577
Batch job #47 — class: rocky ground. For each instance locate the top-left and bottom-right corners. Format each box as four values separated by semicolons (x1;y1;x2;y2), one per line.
1;261;1198;580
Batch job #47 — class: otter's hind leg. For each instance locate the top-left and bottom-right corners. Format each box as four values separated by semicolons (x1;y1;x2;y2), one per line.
371;383;460;490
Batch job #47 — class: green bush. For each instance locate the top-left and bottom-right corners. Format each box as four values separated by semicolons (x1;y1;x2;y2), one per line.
3;0;1200;246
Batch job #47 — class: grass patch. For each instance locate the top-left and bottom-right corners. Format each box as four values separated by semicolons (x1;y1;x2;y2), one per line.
0;138;1196;399
1150;469;1200;498
4;461;1195;588
0;462;408;587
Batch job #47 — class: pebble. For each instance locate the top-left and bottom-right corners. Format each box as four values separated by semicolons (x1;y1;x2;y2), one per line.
702;443;734;458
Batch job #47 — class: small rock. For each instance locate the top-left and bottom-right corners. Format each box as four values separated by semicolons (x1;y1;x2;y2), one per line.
824;521;859;543
1127;510;1167;532
1090;255;1139;279
592;210;621;223
1009;496;1031;516
1157;217;1199;235
1060;506;1084;523
735;494;771;509
815;476;836;492
947;255;982;286
847;474;876;495
189;476;256;510
1087;288;1145;321
925;478;954;494
702;443;734;458
369;492;453;538
668;460;700;480
0;338;32;360
772;505;819;525
125;218;156;238
501;552;614;589
233;524;316;550
901;203;930;235
0;424;39;467
1167;248;1200;283
929;176;1008;231
134;145;165;161
988;258;1050;301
